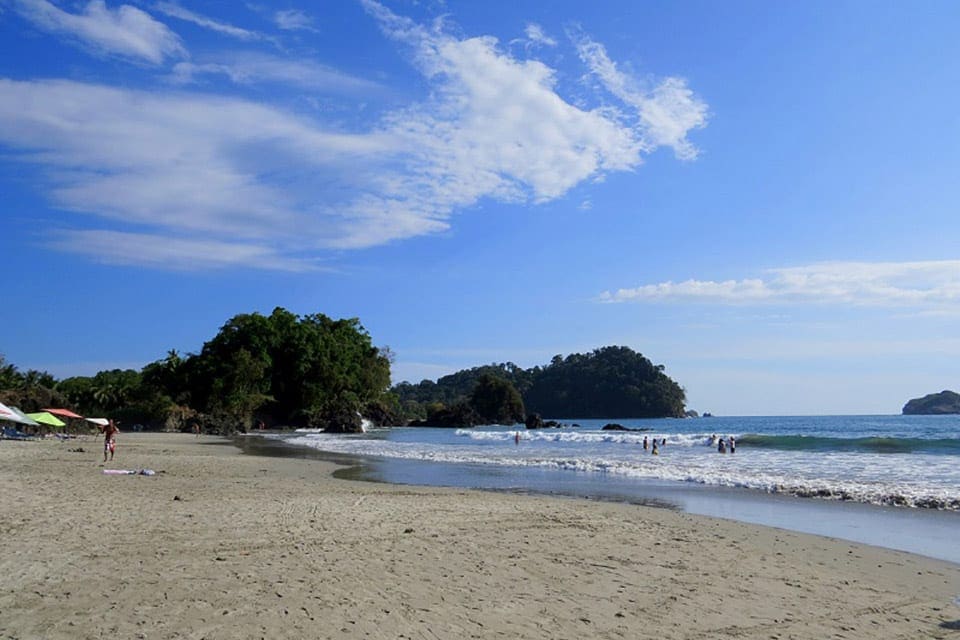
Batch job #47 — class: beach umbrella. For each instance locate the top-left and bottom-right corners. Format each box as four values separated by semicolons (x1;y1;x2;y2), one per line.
25;412;67;428
10;406;41;427
85;418;109;426
0;402;40;426
43;408;84;419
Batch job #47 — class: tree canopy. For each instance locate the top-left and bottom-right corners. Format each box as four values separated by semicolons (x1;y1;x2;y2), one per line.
1;308;394;433
2;330;686;433
394;346;686;420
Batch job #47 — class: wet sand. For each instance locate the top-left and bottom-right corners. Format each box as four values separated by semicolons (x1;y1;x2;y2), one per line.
1;432;958;639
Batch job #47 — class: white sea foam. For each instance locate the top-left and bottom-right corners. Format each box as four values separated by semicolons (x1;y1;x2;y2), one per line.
455;428;717;447
278;428;960;510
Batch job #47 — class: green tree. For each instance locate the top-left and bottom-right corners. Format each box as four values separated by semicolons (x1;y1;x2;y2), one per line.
470;373;525;424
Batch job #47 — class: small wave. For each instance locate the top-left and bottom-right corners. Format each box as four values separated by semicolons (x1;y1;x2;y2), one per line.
280;433;960;510
455;428;717;447
737;434;960;455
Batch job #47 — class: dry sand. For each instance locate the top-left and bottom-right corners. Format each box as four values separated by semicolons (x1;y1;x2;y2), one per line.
1;432;958;639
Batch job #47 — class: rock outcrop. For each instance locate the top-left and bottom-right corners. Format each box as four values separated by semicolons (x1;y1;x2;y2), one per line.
902;390;960;415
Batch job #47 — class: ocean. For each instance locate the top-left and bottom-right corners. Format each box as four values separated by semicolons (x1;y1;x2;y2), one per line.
250;414;960;563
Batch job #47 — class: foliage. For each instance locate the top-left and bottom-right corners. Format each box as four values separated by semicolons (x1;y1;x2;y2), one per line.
179;308;391;429
2;335;685;434
470;373;525;424
0;308;394;433
524;346;686;418
393;346;686;420
0;354;67;412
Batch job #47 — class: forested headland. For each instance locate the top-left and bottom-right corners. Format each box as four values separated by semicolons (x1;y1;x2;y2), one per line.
394;346;687;425
1;310;687;433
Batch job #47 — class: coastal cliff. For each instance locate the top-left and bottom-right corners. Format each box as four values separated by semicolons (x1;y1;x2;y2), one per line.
901;390;960;415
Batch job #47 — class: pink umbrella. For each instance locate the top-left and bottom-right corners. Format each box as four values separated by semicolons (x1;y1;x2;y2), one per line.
43;408;85;419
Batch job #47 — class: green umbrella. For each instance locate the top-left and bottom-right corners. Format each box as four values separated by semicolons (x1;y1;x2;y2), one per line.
26;412;66;428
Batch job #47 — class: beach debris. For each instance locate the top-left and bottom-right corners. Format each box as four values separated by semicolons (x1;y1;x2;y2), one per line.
173;495;182;501
403;527;414;534
102;468;157;476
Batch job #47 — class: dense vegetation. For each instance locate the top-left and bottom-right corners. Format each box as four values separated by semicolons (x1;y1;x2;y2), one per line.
2;323;686;433
410;373;527;427
394;346;687;420
1;308;393;433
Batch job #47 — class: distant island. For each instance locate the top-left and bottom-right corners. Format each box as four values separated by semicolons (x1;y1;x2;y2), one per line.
902;390;960;415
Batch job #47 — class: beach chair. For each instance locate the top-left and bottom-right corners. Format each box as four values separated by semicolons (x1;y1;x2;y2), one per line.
2;426;35;440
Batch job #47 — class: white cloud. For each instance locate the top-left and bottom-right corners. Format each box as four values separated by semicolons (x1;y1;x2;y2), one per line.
48;230;319;271
599;260;960;306
169;54;380;93
0;3;708;269
0;78;396;266
572;32;708;160
524;23;556;47
153;1;263;41
274;9;315;31
9;0;184;64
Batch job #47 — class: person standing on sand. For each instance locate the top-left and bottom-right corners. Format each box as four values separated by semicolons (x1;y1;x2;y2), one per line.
101;420;118;462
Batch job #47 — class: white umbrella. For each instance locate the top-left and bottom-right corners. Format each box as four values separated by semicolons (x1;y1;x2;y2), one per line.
0;401;40;427
85;418;110;426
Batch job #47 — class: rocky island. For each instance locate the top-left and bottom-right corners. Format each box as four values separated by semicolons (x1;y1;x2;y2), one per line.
901;390;960;415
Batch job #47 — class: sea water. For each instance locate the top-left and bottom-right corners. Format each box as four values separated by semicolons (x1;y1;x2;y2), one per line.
257;414;960;563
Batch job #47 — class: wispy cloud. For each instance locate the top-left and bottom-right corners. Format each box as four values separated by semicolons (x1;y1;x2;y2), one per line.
169;53;380;93
0;3;708;269
274;9;315;32
152;1;263;41
524;23;556;47
0;77;394;266
48;230;320;271
572;30;708;160
8;0;184;64
599;260;960;306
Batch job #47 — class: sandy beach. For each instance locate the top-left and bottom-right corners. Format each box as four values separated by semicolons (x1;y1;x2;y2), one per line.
1;433;958;639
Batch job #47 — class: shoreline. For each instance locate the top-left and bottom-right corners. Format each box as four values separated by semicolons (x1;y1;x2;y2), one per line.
2;432;959;639
238;432;960;566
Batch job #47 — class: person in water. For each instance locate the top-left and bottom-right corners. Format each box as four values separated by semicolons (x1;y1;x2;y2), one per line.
643;436;648;450
729;436;736;454
651;440;659;455
718;438;726;454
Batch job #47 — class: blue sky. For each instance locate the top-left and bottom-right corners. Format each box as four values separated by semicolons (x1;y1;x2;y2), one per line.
2;0;959;416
